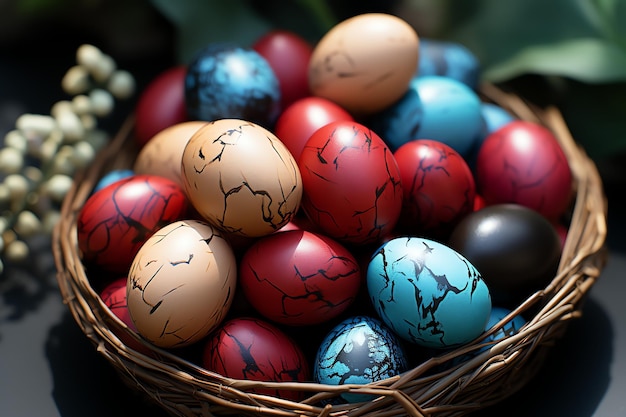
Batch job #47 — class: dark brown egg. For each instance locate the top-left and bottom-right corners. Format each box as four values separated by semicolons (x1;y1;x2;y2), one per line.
448;204;562;306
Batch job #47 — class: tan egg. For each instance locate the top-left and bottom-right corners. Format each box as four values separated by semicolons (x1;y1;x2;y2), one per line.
133;121;207;189
181;119;302;238
308;13;419;116
127;220;236;348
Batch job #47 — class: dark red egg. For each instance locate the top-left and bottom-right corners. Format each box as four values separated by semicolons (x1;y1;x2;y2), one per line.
77;174;189;274
274;96;354;161
134;65;188;147
476;120;573;220
239;230;361;326
202;317;310;401
393;139;475;238
252;30;313;110
298;121;403;245
474;193;487;211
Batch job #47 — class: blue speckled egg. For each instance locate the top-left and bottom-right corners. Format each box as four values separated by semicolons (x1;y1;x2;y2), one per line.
367;236;491;349
93;169;134;193
314;315;408;403
416;38;480;89
365;78;423;152
184;43;281;129
412;75;483;157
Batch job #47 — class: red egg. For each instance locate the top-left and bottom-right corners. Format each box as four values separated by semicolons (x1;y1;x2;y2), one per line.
476;121;573;220
252;30;313;110
274;96;354;161
240;230;361;326
298;121;403;245
134;65;188;147
393;139;475;238
474;193;487;211
202;317;310;401
77;174;189;274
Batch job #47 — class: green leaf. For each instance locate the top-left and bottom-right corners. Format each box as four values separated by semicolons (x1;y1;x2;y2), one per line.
484;38;626;83
150;0;272;64
445;0;626;83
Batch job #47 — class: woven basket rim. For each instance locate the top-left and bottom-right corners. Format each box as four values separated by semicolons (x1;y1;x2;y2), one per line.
52;83;608;417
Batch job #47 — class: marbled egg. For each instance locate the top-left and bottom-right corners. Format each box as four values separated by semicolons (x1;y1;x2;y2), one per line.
181;119;302;238
127;220;236;348
77;174;189;274
184;43;281;129
367;237;491;348
416;38;480;89
314;315;408;403
298;120;403;245
308;13;419;116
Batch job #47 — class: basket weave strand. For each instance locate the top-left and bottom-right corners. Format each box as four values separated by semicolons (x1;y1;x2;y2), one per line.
52;84;608;417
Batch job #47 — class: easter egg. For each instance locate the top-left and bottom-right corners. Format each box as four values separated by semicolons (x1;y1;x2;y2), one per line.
367;236;491;348
134;65;188;148
127;220;236;348
308;13;419;116
412;75;483;157
77;174;189;274
274;96;354;161
202;317;310;401
184;43;281;129
252;29;313;110
239;229;361;326
475;120;573;220
416;38;480;89
483;306;527;346
298;120;403;245
364;78;424;152
133;121;206;190
393;139;476;238
313;315;408;403
448;204;562;306
181;119;302;238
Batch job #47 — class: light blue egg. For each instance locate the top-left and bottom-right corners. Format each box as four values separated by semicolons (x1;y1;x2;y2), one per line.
93;169;134;193
416;38;481;89
367;236;491;349
412;75;483;157
313;315;408;403
466;103;517;169
483;306;527;346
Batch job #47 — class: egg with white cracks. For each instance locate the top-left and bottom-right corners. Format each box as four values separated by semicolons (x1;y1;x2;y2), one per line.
412;75;483;157
313;315;409;403
184;43;281;129
367;236;491;349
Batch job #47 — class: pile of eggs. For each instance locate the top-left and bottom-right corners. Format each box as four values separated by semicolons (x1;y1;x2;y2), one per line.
79;13;572;403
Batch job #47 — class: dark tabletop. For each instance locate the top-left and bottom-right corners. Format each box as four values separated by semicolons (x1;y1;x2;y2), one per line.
1;8;625;417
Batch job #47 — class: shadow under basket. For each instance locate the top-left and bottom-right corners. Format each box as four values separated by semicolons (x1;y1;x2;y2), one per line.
52;83;608;417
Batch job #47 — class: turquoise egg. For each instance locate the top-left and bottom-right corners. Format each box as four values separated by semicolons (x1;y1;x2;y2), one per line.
93;169;134;193
416;38;481;89
412;75;483;157
313;315;408;403
367;236;491;349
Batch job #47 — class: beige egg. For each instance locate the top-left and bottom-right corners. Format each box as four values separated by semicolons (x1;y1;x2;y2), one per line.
133;121;207;189
308;13;419;116
127;219;236;348
181;119;302;238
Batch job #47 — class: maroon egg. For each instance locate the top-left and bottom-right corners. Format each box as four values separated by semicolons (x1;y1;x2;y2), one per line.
202;317;310;401
77;174;189;274
298;121;403;245
240;230;361;326
274;96;354;161
393;139;475;238
252;30;314;111
475;120;573;220
134;65;188;147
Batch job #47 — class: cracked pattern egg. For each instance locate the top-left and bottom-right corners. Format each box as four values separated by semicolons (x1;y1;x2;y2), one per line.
127;220;237;348
181;118;302;238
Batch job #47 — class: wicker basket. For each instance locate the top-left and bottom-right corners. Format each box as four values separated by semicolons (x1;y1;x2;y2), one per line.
52;83;608;417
